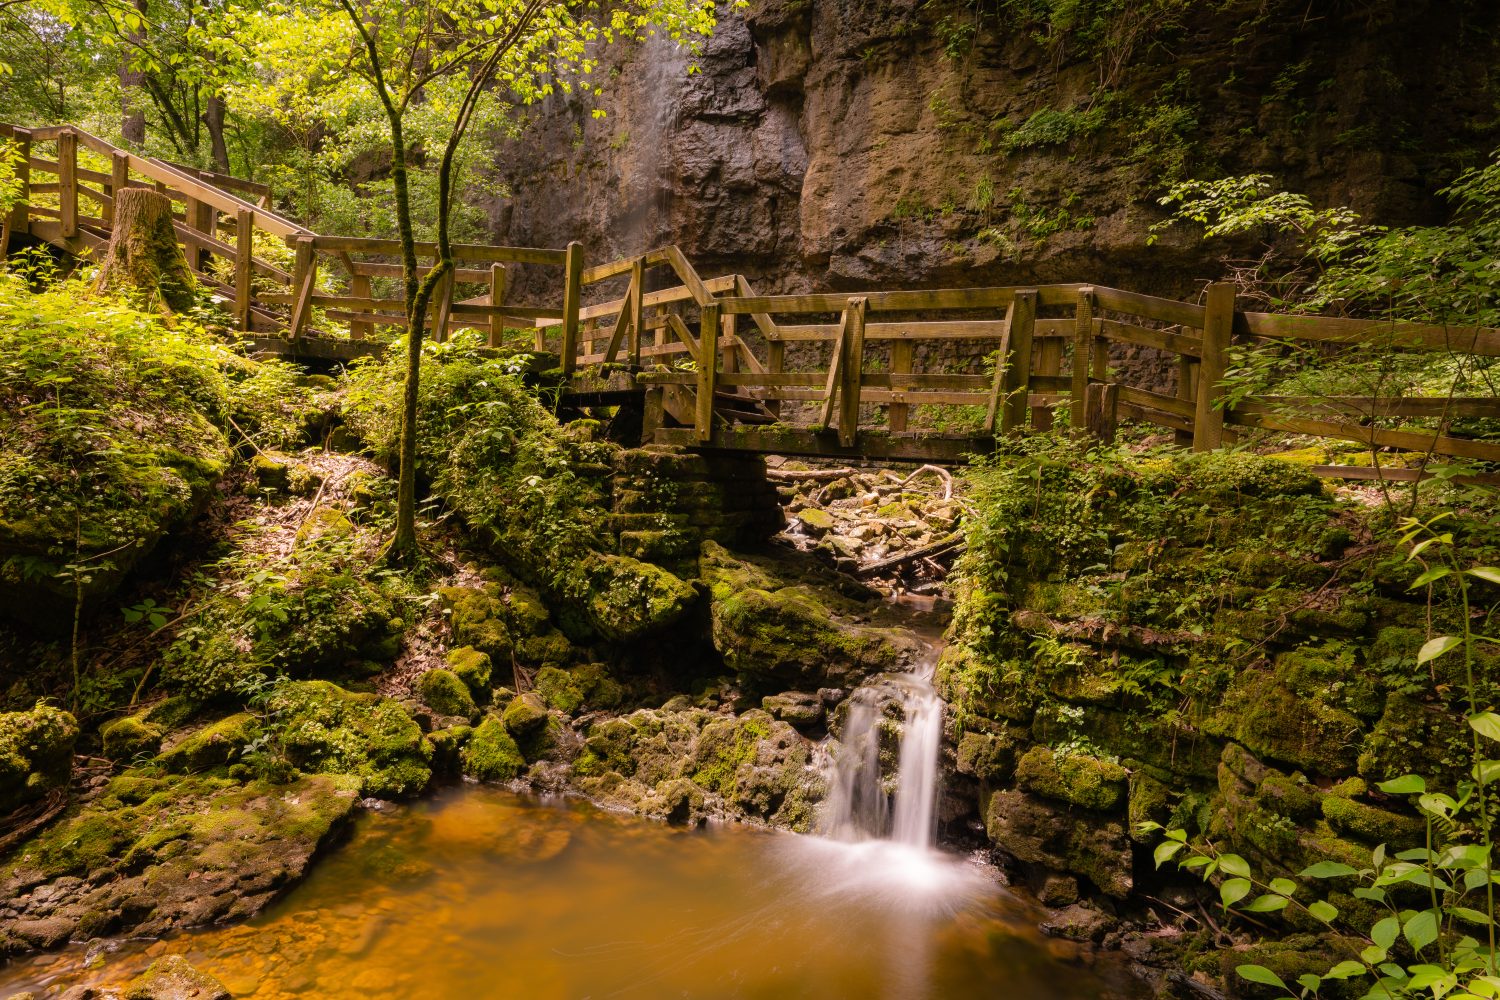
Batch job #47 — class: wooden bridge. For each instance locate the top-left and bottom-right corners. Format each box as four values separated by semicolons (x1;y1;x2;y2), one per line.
6;122;1500;473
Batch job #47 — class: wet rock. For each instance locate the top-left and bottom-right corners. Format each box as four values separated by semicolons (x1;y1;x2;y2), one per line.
761;691;824;727
125;954;231;1000
159;714;260;774
0;773;360;958
1040;901;1117;943
0;703;77;814
955;730;1015;782
985;789;1132;899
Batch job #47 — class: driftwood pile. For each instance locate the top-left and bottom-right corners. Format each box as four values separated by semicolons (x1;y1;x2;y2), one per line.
767;463;967;597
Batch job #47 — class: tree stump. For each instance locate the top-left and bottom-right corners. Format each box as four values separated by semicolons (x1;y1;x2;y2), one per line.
95;187;196;311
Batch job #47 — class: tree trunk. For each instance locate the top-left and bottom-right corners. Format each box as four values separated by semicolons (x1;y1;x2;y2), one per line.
95;188;196;311
204;94;230;173
120;0;148;146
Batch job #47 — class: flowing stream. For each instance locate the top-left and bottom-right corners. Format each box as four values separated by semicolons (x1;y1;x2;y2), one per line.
0;786;1143;999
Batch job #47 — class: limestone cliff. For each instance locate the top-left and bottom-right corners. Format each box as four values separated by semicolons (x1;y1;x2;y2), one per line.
489;0;1500;299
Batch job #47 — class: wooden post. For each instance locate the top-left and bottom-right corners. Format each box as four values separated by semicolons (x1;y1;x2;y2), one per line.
1069;287;1094;428
57;130;78;238
642;386;665;444
721;312;738;373
349;274;374;340
1000;289;1037;433
983;301;1016;435
582;317;596;359
889;339;913;432
1033;325;1063;430
234;209;253;331
1085;382;1119;442
289;236;316;339
838;296;868;448
488;263;506;347
560;240;584;375
7;128;30;238
105;151;130;227
695;303;720;443
766;337;785;419
628;257;645;367
1174;353;1196;448
1193;282;1234;452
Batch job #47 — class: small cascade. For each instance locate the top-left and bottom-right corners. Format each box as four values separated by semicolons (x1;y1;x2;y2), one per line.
821;652;946;849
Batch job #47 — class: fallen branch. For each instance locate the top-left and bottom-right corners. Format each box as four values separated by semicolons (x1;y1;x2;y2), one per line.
899;464;953;500
765;467;859;482
855;531;965;577
0;788;69;853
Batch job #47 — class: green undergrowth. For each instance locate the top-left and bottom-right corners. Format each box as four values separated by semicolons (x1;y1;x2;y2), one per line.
0;274;323;622
342;334;696;643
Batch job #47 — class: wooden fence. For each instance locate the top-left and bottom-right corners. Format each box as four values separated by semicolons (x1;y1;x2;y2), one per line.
5;122;1499;469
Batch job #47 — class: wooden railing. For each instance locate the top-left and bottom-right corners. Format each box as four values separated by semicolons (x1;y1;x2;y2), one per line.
5;122;1499;468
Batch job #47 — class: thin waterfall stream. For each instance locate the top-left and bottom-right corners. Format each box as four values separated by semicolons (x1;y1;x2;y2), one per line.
821;646;947;849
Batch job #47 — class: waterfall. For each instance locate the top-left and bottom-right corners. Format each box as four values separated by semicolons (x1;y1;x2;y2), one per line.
821;654;945;849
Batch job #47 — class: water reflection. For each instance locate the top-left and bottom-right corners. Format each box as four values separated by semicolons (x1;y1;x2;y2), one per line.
1;787;1143;1000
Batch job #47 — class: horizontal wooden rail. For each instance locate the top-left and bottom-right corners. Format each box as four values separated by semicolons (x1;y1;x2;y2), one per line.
306;235;567;265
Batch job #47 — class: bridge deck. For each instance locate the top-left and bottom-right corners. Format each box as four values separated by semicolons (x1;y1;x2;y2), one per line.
8;121;1500;471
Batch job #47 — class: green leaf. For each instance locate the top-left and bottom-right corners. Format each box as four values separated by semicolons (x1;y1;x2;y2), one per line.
1404;909;1439;952
1448;906;1496;926
1377;774;1427;795
1468;567;1500;586
1268;877;1296;897
1219;854;1252;879
1242;893;1289;913
1323;960;1367;980
1221;878;1252;908
1354;886;1388;903
1307;899;1339;923
1411;565;1453;588
1372;916;1399;949
1301;861;1359;878
1154;840;1185;869
1236;965;1289;990
1296;974;1322;993
1472;713;1500;743
1420;635;1462;663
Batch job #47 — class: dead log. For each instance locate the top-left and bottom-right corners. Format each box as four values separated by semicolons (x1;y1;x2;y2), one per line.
855;530;965;577
95;187;196;311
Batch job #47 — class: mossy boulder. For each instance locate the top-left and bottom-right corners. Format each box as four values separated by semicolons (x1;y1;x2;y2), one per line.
159;713;260;773
0;771;359;954
701;541;917;689
575;554;698;644
125;954;230;1000
418;668;477;720
984;789;1133;899
1207;667;1362;777
424;725;471;776
444;646;492;699
461;717;525;782
1016;746;1128;811
269;681;431;798
1358;692;1468;788
99;713;165;762
955;730;1016;782
502;692;549;737
0;703;77;814
1321;780;1424;847
439;584;515;662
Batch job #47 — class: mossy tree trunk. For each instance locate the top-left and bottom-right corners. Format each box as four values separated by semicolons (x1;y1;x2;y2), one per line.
95;187;196;312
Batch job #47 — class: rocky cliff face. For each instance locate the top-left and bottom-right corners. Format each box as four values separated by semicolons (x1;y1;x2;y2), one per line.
489;0;1500;300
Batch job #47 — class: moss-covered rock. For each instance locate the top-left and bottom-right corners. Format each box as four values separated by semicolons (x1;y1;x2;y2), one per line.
0;771;359;955
701;542;917;689
125;954;231;1000
159;713;260;773
1320;781;1424;847
0;704;77;814
439;584;515;662
955;730;1016;782
461;717;525;782
425;725;471;776
418;668;477;719
1015;746;1128;812
99;713;165;762
1207;667;1362;778
269;681;431;798
984;789;1132;899
576;554;698;644
445;646;492;699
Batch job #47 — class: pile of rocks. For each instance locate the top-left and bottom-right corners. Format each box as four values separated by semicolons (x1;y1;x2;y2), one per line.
768;463;966;594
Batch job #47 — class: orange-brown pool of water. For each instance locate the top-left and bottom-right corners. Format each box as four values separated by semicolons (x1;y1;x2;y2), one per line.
0;786;1144;999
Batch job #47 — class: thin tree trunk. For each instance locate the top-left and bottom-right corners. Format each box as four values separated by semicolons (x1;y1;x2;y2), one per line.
205;94;230;172
120;0;147;146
